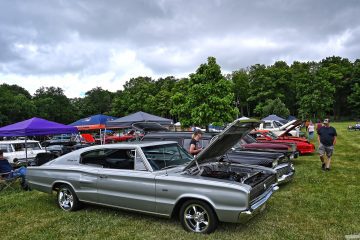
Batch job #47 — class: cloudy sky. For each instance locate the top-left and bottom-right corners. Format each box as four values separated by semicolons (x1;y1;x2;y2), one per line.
0;0;359;97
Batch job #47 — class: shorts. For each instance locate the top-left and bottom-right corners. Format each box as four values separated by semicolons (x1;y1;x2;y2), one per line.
318;143;334;158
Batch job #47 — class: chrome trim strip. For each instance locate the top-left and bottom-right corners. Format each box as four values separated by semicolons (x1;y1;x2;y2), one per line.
80;200;170;218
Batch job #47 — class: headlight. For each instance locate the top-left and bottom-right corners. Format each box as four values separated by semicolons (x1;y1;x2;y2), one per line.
290;154;294;160
272;160;278;168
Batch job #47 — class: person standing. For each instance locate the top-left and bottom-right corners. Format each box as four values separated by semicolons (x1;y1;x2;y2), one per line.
317;119;337;171
189;129;203;156
307;121;315;141
316;120;322;131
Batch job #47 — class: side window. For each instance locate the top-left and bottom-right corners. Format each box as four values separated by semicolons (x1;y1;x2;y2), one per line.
81;149;106;168
81;148;136;170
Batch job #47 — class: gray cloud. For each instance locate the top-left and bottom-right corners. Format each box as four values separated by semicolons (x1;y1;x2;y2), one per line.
0;0;360;96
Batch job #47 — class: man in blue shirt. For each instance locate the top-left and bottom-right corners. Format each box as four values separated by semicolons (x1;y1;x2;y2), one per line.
317;119;337;171
0;150;28;189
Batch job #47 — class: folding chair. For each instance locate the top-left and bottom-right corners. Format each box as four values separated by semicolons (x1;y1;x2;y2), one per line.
0;171;19;191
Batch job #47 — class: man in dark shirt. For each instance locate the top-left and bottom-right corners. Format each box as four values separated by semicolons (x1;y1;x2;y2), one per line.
317;119;337;171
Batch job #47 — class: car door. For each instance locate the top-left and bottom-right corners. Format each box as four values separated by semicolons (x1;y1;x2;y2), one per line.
77;150;103;202
96;147;156;213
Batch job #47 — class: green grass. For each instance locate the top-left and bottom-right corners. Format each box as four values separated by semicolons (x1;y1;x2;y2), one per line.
1;122;359;240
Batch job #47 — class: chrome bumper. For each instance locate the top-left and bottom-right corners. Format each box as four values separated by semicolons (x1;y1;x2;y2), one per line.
238;185;279;223
276;163;295;184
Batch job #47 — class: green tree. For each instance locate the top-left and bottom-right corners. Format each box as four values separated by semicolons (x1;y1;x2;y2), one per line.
348;83;360;117
295;62;336;119
319;56;353;119
229;69;250;117
171;57;238;129
0;84;35;125
81;87;114;116
33;87;75;123
111;77;156;116
254;98;290;118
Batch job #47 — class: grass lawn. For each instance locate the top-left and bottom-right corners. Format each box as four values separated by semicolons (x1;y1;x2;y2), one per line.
0;122;359;240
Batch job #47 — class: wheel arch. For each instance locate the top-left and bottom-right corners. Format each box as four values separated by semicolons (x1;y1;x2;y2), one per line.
171;195;217;219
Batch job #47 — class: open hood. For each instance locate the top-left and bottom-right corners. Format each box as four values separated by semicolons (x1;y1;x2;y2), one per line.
279;119;298;130
279;119;302;137
184;119;260;170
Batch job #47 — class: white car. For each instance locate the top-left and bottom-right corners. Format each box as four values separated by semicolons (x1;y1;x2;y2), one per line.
0;140;46;165
258;120;300;137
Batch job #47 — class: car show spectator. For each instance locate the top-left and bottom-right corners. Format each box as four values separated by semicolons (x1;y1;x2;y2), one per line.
189;129;203;156
317;119;337;171
0;150;28;189
305;119;310;131
316;120;323;131
307;121;315;141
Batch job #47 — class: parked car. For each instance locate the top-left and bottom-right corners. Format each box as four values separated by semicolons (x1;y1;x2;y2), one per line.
142;131;294;184
239;134;299;159
258;120;301;137
250;129;315;155
0;140;46;166
26;119;278;234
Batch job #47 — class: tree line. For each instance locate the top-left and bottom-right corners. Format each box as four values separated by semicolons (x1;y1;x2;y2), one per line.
1;56;359;128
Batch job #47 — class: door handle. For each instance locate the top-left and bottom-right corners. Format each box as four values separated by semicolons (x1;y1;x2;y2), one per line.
99;175;108;179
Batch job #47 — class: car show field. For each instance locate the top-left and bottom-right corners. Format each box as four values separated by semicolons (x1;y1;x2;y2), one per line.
0;122;359;239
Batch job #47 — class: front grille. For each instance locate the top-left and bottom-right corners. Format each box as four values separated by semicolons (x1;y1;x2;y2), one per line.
249;174;276;203
276;163;291;178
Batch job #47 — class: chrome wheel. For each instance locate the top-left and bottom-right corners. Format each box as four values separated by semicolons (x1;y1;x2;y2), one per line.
58;188;74;211
184;204;210;233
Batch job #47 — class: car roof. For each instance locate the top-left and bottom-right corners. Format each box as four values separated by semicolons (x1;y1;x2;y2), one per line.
0;140;40;144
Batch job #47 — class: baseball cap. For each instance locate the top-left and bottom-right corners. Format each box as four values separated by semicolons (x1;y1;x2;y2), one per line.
323;119;329;124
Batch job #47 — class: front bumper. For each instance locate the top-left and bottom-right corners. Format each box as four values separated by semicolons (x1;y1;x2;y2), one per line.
275;163;295;184
238;185;279;223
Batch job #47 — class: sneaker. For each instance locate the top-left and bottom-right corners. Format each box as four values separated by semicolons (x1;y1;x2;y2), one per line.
325;168;330;171
321;163;325;170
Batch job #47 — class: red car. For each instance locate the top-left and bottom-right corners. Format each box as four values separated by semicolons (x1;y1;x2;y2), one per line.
250;129;315;154
238;134;299;159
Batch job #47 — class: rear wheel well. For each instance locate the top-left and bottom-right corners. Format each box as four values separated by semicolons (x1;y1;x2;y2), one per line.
171;197;217;220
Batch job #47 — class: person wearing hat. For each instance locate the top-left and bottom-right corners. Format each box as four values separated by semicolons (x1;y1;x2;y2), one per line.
189;129;203;156
317;119;337;171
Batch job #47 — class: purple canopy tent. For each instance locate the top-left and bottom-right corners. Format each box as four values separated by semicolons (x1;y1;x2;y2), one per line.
0;117;78;163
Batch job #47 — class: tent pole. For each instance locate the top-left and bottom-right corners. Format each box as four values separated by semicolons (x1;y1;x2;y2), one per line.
99;129;102;145
104;128;107;144
25;137;28;165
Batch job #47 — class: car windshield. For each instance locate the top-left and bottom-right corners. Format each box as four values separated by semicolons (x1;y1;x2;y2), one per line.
265;131;278;139
141;143;193;171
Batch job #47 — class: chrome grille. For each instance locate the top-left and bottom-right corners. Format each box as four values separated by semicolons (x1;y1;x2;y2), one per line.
249;174;276;203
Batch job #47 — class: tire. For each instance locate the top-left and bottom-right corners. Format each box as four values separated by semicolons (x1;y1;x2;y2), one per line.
179;200;218;234
57;184;81;211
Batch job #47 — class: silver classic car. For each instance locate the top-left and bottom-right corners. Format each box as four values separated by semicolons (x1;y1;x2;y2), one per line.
26;119;278;233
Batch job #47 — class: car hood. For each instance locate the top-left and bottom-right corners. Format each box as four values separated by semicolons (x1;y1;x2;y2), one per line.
279;119;297;130
184;119;260;170
279;119;302;137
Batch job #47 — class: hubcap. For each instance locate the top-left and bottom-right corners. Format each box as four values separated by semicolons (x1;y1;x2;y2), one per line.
58;188;74;210
184;204;209;232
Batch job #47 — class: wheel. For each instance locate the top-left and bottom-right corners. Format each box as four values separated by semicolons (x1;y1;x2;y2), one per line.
179;200;218;234
57;185;81;211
